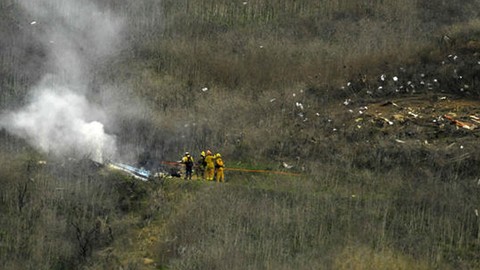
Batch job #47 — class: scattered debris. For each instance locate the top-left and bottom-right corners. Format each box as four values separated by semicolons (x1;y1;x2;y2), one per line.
443;114;477;130
282;162;294;169
296;102;304;110
380;117;393;125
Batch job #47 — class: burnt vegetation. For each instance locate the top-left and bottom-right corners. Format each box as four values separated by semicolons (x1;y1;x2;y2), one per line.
2;0;480;269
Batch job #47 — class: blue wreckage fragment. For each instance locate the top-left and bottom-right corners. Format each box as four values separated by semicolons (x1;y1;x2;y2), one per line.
108;162;151;180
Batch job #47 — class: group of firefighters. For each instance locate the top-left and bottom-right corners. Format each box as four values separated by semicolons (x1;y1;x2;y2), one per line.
180;150;225;182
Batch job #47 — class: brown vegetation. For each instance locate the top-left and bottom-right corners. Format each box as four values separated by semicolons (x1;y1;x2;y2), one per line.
2;0;480;269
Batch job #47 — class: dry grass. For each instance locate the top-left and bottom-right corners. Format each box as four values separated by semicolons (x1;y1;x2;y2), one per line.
2;0;480;269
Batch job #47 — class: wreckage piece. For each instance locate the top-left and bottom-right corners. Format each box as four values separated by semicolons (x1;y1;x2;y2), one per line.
443;114;478;130
108;162;151;181
470;115;480;125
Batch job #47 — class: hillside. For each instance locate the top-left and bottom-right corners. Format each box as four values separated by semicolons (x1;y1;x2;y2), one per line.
1;0;480;269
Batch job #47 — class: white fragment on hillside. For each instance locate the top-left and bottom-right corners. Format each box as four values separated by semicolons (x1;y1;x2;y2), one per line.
295;102;304;110
282;162;294;169
30;21;37;25
202;87;208;92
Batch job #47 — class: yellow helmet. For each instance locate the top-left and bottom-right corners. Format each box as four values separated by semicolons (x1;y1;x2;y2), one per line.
216;153;221;158
201;151;205;157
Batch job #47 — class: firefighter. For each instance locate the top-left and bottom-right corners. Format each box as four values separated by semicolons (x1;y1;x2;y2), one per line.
196;151;207;180
205;150;215;181
181;152;194;180
215;153;225;183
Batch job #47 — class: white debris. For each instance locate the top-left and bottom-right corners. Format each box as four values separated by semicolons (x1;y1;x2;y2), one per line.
395;139;406;144
378;86;383;90
420;73;425;78
381;117;393;125
475;209;479;217
30;21;37;25
433;79;438;83
343;99;352;106
282;162;293;169
295;102;304;110
259;45;264;49
201;87;208;92
270;98;276;103
393;76;398;82
347;82;352;86
453;55;458;61
243;1;248;4
408;112;418;118
380;74;386;81
460;145;464;149
332;128;337;132
292;93;296;97
315;113;320;116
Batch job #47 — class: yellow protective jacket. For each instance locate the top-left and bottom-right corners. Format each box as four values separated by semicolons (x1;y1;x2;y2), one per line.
215;157;224;170
205;155;215;169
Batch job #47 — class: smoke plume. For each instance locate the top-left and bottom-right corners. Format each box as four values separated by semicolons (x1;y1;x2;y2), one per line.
0;0;123;162
1;87;116;162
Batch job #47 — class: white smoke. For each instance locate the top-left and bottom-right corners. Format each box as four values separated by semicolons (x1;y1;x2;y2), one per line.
1;87;116;163
0;0;123;162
